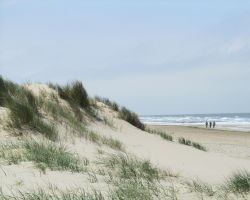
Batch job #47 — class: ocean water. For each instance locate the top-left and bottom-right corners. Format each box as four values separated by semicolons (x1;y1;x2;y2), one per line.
140;113;250;132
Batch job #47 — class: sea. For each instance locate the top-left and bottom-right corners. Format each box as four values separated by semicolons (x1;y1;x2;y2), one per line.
140;113;250;132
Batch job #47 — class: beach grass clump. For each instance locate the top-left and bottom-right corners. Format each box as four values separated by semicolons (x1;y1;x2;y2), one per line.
119;107;145;130
0;142;25;165
110;179;155;200
146;128;173;141
223;170;250;195
186;179;215;197
94;96;119;111
178;137;192;146
102;153;163;182
0;77;58;141
178;137;207;151
53;81;89;109
101;136;124;151
24;140;86;172
191;142;207;151
48;81;90;120
0;189;104;200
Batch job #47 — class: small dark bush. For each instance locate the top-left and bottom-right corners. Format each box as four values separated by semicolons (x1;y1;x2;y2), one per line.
119;107;145;130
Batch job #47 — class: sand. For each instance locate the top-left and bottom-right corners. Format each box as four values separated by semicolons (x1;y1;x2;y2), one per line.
0;84;250;199
148;125;250;159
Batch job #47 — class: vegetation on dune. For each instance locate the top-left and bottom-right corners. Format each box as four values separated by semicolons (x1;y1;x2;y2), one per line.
94;96;145;131
145;128;173;141
0;76;58;141
178;137;207;151
223;170;250;196
24;140;86;172
0;140;87;173
94;96;119;111
0;189;105;200
48;81;90;120
118;107;145;130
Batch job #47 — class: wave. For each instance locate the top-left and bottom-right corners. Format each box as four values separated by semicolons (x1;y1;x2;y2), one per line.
140;113;250;124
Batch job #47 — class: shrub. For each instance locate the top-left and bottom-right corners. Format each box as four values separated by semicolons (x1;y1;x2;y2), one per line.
119;107;145;130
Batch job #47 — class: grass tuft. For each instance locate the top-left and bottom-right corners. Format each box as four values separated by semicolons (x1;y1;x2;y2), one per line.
24;140;86;172
0;188;104;200
119;107;145;130
178;137;207;151
94;96;119;111
145;128;173;141
101;153;164;182
224;170;250;195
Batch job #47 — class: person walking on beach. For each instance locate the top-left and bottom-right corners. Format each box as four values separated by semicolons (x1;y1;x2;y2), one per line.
205;121;208;128
209;121;212;128
213;121;216;128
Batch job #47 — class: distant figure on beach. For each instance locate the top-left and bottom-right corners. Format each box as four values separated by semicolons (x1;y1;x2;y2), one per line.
209;121;212;128
205;121;208;128
213;121;216;128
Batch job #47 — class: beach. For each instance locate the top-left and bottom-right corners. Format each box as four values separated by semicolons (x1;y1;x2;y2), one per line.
148;124;250;160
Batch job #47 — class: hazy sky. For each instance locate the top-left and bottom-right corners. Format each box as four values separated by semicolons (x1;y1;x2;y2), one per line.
1;0;250;115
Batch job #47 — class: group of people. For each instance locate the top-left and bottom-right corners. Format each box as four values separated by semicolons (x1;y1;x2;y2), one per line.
205;121;216;128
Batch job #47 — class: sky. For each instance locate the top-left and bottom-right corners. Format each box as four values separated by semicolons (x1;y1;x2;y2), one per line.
0;0;250;115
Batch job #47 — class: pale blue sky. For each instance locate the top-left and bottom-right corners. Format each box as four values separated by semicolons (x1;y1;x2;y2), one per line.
1;0;250;114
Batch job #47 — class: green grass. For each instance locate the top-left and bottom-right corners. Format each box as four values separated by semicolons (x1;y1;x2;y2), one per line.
0;76;58;141
110;179;156;200
118;107;145;130
101;153;164;182
0;189;105;200
223;170;250;195
94;96;119;111
24;140;86;172
186;179;215;197
145;128;173;141
178;137;207;151
0;142;25;165
49;81;89;115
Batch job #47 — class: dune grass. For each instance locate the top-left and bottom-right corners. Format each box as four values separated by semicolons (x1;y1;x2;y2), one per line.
223;170;250;196
0;77;58;141
178;137;207;151
0;189;105;200
48;81;91;121
145;128;173;141
101;153;165;182
94;96;119;111
118;107;145;130
24;140;86;172
186;179;215;197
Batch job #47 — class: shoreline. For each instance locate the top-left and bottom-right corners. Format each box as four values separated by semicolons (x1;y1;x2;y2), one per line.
144;122;250;132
